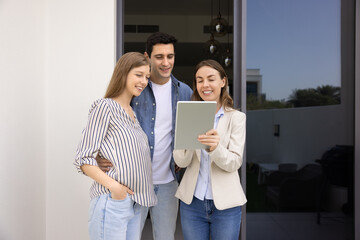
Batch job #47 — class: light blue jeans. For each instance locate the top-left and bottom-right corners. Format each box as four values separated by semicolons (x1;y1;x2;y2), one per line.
180;198;242;240
88;193;145;240
140;180;178;240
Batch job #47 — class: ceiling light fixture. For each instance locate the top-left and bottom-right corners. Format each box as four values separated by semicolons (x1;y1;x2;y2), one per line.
223;0;232;67
210;0;228;37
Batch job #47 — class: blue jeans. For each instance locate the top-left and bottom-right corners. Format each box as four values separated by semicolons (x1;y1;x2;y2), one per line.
140;180;178;240
180;198;242;240
88;194;145;240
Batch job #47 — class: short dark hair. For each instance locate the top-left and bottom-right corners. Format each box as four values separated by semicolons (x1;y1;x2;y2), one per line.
145;32;177;57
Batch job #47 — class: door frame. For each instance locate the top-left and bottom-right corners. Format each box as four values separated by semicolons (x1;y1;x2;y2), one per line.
233;1;247;239
355;0;360;239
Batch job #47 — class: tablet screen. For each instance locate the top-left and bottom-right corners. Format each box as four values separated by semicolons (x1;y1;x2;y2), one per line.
174;101;217;149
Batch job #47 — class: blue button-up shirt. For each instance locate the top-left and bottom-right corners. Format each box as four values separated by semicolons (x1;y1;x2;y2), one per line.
194;107;224;200
131;75;193;180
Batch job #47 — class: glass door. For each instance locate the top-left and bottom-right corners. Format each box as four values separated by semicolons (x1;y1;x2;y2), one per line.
245;0;355;239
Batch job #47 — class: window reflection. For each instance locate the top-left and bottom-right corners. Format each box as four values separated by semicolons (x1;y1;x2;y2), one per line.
246;1;353;239
246;0;341;109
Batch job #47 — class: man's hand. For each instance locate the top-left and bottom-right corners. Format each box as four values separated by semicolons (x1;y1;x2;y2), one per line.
96;155;113;172
175;164;181;173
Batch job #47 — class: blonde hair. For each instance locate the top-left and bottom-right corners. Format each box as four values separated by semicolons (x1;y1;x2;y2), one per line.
104;52;150;98
192;59;233;110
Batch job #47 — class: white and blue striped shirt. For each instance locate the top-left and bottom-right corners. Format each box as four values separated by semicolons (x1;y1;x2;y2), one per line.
74;98;157;207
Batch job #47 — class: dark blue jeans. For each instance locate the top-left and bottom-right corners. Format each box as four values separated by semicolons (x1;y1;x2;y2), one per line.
180;198;242;240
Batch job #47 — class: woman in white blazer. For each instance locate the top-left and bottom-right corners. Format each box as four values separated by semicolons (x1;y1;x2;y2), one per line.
173;59;247;240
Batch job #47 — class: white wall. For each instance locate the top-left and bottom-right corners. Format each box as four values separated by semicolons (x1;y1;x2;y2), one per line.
45;1;115;239
1;0;115;239
0;0;46;239
247;105;350;168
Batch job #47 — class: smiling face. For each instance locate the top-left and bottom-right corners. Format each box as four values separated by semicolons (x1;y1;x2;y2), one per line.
123;65;150;98
148;43;175;84
195;66;225;105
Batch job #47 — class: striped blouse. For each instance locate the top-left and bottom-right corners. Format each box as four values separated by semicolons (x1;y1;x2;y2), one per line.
74;98;157;207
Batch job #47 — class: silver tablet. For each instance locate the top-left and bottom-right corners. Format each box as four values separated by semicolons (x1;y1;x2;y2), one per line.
174;101;217;149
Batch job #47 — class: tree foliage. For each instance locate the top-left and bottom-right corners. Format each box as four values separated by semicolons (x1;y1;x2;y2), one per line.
247;94;290;110
287;85;340;107
246;85;340;110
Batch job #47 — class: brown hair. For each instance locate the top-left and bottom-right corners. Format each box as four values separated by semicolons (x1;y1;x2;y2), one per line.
104;52;150;98
192;59;234;110
145;32;177;57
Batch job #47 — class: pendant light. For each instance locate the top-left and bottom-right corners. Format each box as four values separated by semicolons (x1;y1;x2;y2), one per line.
204;0;220;57
204;33;221;57
223;0;232;67
210;0;229;37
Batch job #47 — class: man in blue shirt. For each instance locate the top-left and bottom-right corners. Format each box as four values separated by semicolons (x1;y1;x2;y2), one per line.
98;32;192;240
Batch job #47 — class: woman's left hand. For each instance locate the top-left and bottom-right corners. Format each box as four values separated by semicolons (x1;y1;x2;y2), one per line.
198;129;220;152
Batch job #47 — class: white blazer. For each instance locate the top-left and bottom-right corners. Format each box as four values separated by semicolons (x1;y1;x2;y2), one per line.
173;109;247;210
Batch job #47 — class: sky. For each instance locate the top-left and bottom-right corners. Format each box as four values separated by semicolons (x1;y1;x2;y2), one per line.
246;0;341;101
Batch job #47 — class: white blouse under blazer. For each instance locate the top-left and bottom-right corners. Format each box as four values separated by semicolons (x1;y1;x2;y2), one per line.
173;109;247;210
